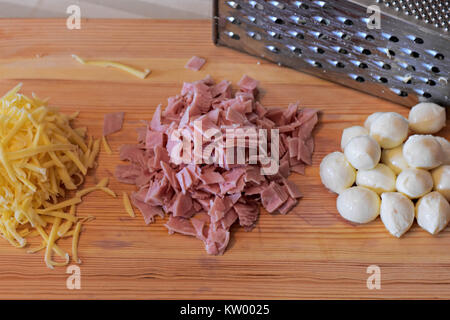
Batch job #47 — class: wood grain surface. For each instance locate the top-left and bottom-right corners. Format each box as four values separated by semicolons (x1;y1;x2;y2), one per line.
0;19;449;300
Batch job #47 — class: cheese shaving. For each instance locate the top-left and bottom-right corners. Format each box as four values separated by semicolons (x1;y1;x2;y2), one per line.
102;135;112;155
0;85;111;268
72;221;82;264
72;54;151;79
122;192;135;217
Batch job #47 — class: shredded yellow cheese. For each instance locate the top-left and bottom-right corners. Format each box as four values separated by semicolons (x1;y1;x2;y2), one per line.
122;192;135;218
72;221;82;264
102;135;112;155
72;54;151;79
0;84;114;268
57;204;75;237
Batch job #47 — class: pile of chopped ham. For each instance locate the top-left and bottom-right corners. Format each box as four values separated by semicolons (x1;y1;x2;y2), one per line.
115;75;319;255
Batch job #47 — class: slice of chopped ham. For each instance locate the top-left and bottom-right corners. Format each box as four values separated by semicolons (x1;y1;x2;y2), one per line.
237;74;259;95
261;181;289;213
234;202;259;230
103;112;124;136
116;75;319;255
165;216;197;236
170;192;193;218
185;56;206;71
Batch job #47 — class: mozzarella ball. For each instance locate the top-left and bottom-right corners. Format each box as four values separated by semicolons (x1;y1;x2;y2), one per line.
381;144;409;175
408;102;446;134
341;126;369;150
336;186;380;223
370;112;409;148
344;135;381;170
403;135;444;169
356;163;396;194
416;191;450;235
396;168;433;199
320;152;356;194
435;136;450;165
364;112;384;130
380;192;415;238
432;165;450;201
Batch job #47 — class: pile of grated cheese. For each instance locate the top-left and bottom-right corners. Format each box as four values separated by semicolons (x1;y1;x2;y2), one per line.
0;83;115;268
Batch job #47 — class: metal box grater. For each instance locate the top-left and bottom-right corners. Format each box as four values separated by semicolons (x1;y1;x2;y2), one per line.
213;0;449;108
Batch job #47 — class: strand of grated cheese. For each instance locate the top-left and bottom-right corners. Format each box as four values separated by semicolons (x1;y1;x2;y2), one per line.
122;192;135;218
72;54;151;79
101;135;112;155
72;222;82;264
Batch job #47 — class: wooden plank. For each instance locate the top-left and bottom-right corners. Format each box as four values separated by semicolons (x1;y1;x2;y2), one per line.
0;19;449;299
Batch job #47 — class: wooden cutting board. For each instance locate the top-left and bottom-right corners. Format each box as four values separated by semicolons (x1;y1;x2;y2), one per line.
0;19;449;300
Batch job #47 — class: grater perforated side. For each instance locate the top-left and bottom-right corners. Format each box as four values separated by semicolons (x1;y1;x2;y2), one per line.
213;0;449;107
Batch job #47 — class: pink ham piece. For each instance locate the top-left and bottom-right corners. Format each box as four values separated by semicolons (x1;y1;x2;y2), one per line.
185;56;206;71
237;74;259;96
115;75;319;255
261;181;289;213
103;112;124;136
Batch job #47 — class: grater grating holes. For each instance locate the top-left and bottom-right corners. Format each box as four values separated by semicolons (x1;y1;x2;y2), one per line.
216;0;449;107
227;16;240;24
266;45;279;53
249;0;264;10
268;15;284;24
294;1;310;10
375;76;389;83
226;1;240;9
269;1;285;10
247;31;262;40
359;62;368;69
389;36;399;42
225;30;240;40
390;88;408;97
377;0;449;31
431;66;440;73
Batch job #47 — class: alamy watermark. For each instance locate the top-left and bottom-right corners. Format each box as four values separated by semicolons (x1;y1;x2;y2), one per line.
66;5;81;30
366;265;381;290
66;265;81;289
367;5;381;29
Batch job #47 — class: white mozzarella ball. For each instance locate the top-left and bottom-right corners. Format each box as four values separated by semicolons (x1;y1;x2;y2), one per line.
341;126;369;150
320;152;356;194
364;112;384;130
356;163;396;194
336;186;380;223
435;136;450;165
381;144;409;175
403;135;444;169
408;102;446;134
380;192;415;238
344;135;381;170
370;112;409;148
396;168;433;199
432;165;450;201
416;191;450;235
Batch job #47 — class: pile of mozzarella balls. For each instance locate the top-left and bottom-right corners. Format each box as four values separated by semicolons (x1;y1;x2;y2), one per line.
320;102;449;237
